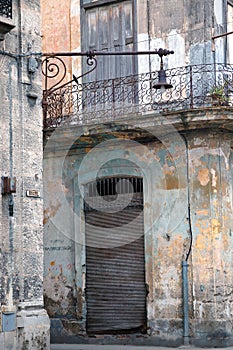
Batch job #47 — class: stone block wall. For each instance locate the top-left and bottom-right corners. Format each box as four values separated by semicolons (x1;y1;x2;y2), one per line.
0;0;49;348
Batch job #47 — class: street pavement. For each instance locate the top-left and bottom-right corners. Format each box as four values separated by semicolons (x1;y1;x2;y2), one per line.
51;345;233;350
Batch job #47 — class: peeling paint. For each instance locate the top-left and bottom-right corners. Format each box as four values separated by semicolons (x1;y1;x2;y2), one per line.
197;168;210;186
210;168;217;187
43;202;61;225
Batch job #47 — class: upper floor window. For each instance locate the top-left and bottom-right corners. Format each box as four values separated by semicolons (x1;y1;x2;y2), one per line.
81;0;136;81
0;0;12;19
227;0;233;63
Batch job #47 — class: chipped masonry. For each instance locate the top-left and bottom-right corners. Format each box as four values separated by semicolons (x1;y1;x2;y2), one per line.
44;124;233;346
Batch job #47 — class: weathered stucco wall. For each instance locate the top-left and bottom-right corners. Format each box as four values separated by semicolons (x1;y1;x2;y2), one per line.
43;120;233;346
137;0;225;72
0;0;50;348
189;129;233;346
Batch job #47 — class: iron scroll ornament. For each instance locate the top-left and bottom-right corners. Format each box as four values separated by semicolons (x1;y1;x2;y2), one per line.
42;51;97;122
42;56;67;92
42;51;98;94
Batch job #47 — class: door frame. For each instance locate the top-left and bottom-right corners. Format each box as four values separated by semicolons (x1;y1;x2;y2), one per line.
74;168;154;334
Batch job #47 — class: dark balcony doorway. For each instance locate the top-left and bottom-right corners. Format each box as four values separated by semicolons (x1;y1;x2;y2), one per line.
84;177;146;334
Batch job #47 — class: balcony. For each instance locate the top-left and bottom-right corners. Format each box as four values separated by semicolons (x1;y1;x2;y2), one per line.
0;0;14;40
43;63;233;131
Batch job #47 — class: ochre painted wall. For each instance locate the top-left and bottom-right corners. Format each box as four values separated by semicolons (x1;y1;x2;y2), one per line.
41;0;81;88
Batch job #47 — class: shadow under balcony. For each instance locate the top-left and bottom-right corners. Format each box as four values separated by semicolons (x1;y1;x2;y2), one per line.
43;63;233;131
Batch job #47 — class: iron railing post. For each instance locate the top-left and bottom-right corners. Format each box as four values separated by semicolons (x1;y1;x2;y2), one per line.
190;65;193;109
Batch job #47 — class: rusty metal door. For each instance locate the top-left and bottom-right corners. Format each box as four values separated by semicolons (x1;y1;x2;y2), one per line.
85;177;146;334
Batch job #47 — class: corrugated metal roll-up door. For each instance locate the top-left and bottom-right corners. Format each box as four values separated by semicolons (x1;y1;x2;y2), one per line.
85;177;146;334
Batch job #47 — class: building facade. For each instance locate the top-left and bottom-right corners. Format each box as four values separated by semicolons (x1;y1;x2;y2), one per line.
0;0;50;349
42;0;233;347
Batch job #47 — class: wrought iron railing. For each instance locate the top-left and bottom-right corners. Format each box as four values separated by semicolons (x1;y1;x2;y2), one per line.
43;63;233;130
0;0;12;18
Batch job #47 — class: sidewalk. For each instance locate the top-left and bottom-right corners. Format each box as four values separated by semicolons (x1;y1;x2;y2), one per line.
51;345;233;350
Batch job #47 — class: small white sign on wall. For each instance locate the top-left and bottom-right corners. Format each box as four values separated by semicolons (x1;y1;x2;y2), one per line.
26;190;40;198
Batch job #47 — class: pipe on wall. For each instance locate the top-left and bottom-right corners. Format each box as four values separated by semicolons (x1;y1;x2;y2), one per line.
181;132;193;346
182;260;189;346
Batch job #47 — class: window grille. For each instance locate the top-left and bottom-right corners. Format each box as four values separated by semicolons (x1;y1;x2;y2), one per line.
87;177;143;197
0;0;12;19
84;177;143;212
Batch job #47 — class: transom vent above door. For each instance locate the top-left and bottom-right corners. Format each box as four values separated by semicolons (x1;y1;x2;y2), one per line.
86;177;143;197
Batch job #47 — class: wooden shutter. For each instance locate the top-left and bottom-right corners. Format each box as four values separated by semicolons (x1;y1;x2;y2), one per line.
85;177;146;334
227;2;233;64
83;0;136;81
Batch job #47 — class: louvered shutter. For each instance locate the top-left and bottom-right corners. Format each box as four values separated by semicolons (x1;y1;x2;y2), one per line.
83;0;136;81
